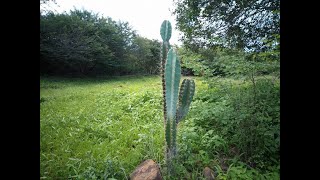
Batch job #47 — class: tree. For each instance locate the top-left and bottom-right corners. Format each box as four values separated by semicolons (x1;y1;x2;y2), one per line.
40;9;131;75
40;9;161;76
126;36;160;74
173;0;280;52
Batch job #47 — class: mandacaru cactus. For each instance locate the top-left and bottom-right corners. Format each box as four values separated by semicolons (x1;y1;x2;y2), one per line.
160;20;195;171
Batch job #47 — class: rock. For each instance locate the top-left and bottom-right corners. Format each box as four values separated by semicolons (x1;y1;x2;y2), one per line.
203;167;215;180
130;159;162;180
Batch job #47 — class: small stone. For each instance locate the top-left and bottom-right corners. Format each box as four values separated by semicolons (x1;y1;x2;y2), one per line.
203;167;215;180
130;159;162;180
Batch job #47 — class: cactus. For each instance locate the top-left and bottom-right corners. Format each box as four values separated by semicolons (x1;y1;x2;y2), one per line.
160;20;196;173
165;48;181;157
160;20;172;42
176;79;195;123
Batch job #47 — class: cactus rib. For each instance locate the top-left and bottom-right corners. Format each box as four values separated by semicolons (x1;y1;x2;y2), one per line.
165;49;181;120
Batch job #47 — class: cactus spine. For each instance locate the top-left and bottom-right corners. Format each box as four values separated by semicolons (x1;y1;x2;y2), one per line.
160;20;195;173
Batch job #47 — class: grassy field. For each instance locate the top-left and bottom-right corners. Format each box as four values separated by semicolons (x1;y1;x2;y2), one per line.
40;75;203;179
40;75;279;179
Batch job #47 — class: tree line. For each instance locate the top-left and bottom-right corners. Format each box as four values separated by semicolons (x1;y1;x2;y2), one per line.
41;0;279;78
40;9;161;76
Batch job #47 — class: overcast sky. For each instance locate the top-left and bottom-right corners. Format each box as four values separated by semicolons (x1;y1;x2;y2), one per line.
43;0;182;46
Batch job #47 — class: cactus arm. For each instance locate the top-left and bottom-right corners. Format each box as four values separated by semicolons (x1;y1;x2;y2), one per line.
176;79;195;123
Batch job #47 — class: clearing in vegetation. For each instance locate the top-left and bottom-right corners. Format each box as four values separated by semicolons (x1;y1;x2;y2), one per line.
40;75;279;179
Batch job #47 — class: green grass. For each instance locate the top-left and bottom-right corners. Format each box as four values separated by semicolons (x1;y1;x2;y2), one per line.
40;75;172;179
40;75;279;179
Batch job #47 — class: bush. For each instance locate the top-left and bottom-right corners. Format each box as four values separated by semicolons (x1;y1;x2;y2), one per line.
176;76;279;177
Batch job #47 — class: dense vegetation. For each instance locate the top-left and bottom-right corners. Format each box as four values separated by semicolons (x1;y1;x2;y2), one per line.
173;0;280;52
40;75;279;179
40;76;164;179
40;9;160;76
40;0;279;179
175;76;280;179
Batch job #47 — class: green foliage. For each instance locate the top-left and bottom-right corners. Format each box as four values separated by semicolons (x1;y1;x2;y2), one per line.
173;0;280;52
186;77;279;168
40;76;164;179
174;11;280;175
40;10;122;75
215;163;280;180
164;76;279;179
178;45;280;78
178;47;208;76
127;36;161;74
40;76;279;179
40;9;160;76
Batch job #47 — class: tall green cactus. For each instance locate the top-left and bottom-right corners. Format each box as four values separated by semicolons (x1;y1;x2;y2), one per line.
160;20;196;173
165;48;181;156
